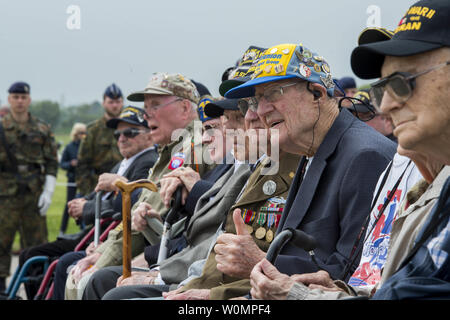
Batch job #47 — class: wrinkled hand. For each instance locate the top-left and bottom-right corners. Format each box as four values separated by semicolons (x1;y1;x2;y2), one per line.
116;270;160;287
214;209;265;278
290;270;340;292
67;198;87;220
159;176;187;208
250;259;295;300
85;240;102;255
95;173;127;193
131;202;161;231
70;252;101;284
163;167;200;192
163;288;210;300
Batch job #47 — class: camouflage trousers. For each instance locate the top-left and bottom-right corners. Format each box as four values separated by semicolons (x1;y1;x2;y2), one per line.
0;192;48;278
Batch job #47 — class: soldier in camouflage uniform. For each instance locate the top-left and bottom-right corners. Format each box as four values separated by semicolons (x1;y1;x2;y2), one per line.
0;82;58;290
75;84;123;196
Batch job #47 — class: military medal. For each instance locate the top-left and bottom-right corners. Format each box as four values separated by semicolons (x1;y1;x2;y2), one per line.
255;212;267;240
265;213;276;243
241;209;256;234
262;180;277;195
275;214;282;228
265;229;274;243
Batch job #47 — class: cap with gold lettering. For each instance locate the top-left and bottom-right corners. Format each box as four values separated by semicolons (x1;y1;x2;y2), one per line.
351;0;450;79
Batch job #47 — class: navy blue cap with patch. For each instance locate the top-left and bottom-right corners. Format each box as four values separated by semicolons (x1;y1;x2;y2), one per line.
104;83;123;99
204;98;239;118
8;81;30;94
106;106;148;129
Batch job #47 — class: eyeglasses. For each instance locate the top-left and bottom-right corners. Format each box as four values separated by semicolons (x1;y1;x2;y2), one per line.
203;123;221;132
369;61;450;111
113;128;147;140
237;99;254;116
244;82;300;111
145;98;182;114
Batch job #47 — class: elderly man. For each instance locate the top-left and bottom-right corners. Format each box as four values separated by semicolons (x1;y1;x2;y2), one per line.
221;42;395;289
82;97;253;299
351;0;450;299
346;89;397;142
63;73;214;299
250;0;450;299
39;106;157;300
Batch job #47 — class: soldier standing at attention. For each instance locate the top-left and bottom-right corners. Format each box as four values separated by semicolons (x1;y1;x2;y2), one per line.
75;84;124;196
0;82;58;291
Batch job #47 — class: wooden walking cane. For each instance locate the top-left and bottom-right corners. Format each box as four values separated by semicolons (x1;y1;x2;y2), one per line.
114;179;158;279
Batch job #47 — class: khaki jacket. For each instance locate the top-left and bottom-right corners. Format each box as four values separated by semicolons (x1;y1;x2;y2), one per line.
94;120;215;268
181;152;301;300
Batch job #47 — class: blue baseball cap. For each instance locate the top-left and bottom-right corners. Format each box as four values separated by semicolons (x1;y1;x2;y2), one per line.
8;81;30;94
104;83;123;99
204;98;239;118
225;43;335;99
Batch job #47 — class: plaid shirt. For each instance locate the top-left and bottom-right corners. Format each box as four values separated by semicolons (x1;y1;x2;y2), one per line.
427;218;450;267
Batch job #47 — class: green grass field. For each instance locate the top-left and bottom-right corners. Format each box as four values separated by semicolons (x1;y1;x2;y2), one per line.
12;133;81;251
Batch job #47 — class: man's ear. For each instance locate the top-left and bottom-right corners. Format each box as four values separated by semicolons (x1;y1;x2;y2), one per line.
309;83;327;101
179;99;193;117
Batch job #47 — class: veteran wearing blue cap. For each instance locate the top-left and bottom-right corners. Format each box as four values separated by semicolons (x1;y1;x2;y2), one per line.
0;81;59;290
221;43;397;288
75;83;124;196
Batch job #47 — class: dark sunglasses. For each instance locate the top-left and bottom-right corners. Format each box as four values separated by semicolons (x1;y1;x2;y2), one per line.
113;128;146;140
338;96;377;122
369;61;450;112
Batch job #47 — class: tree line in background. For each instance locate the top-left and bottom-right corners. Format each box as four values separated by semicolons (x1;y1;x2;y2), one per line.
29;100;103;134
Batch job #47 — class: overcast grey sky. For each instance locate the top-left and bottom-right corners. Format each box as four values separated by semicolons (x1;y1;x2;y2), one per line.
0;0;416;108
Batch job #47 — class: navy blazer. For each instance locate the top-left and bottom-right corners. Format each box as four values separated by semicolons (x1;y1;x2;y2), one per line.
81;147;159;225
275;109;396;281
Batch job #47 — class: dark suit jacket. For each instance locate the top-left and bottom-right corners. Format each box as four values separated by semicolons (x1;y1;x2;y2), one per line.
275;109;396;281
81;147;159;225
